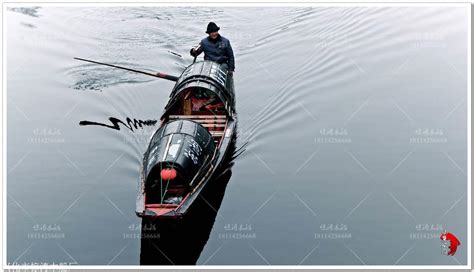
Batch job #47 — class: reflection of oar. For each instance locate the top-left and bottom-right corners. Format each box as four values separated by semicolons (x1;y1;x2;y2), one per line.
74;57;179;82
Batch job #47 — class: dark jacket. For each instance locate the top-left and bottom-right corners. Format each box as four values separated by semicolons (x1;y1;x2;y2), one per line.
191;35;235;71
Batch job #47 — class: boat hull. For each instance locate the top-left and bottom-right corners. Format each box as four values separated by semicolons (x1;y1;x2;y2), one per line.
136;61;236;219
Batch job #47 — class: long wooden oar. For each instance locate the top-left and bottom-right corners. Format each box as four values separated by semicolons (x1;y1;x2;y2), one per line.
74;57;179;82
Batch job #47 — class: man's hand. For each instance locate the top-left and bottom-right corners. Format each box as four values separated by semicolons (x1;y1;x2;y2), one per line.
190;44;202;57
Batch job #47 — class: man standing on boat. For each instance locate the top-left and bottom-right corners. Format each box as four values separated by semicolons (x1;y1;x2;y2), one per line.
190;22;235;76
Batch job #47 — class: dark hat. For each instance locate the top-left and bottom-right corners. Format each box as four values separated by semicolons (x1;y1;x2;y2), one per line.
206;22;220;34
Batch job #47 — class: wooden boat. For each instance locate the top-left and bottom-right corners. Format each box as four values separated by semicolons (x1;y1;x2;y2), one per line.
135;60;237;219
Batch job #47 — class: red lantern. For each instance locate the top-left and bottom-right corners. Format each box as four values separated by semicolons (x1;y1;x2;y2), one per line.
160;168;177;181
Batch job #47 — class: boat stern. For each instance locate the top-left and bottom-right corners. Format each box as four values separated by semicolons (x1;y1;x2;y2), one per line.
136;204;183;219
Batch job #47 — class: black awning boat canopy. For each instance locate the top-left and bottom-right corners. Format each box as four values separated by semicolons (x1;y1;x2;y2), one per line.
162;61;236;118
143;119;216;186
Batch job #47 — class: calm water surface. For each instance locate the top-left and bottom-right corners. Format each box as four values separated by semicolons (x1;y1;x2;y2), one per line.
6;6;469;265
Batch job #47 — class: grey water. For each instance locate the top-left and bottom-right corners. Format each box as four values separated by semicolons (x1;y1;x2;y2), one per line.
6;6;469;265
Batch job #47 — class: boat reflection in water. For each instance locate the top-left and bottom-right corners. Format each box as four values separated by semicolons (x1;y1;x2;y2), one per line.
140;138;238;265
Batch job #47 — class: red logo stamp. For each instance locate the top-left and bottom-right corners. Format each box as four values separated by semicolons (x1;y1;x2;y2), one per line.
440;230;460;256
